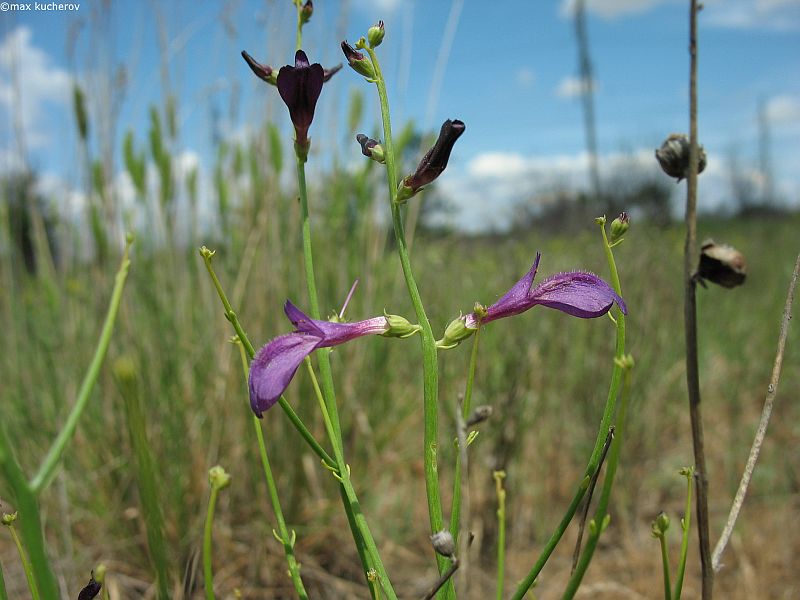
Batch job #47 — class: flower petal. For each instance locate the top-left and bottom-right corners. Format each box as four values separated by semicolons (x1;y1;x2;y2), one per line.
483;253;541;323
529;271;627;318
284;300;388;346
248;333;322;417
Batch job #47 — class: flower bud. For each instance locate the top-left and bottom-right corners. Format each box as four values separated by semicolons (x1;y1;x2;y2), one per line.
610;212;629;243
341;41;375;79
651;511;670;538
436;316;476;350
77;573;102;600
300;0;313;24
208;465;232;491
1;511;17;526
382;312;421;339
430;529;456;558
698;239;747;288
241;50;279;86
368;20;385;48
655;133;707;181
356;133;386;163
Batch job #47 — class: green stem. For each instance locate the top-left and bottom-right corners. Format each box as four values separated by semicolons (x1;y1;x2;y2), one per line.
660;534;672;600
6;522;40;600
303;360;396;599
512;221;626;600
449;327;481;541
673;468;694;600
294;0;303;52
236;346;308;600
493;471;507;600
561;361;632;599
200;249;333;468
294;128;383;597
203;486;221;600
30;238;132;494
0;429;57;599
0;559;8;600
366;45;451;593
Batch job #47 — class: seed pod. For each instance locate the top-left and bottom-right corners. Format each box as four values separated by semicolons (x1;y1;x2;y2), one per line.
698;239;747;288
655;133;707;181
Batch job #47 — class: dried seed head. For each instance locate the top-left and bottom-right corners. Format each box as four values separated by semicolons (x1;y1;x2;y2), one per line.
655;133;707;181
698;239;747;288
466;405;493;427
430;529;456;558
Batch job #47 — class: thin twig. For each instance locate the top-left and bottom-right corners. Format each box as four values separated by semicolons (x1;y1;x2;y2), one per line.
456;396;470;593
422;558;460;600
683;1;714;597
571;426;615;573
712;253;800;571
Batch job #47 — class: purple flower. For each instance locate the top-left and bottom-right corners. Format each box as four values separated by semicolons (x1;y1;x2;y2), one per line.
241;50;278;85
276;50;324;154
406;119;465;189
249;301;392;416
464;253;626;329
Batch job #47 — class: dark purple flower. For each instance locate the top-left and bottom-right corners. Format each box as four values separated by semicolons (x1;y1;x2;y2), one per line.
323;63;343;82
249;302;391;416
77;574;102;600
463;253;626;329
276;50;324;154
397;119;465;202
356;133;385;163
241;50;278;86
341;41;376;78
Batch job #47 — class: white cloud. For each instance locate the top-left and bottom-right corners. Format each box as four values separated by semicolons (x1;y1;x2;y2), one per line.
559;0;670;19
703;0;800;30
0;26;72;151
765;94;800;123
516;67;536;89
555;76;597;99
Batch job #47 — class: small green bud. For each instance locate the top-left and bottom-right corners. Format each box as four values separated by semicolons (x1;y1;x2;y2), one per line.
472;302;488;319
368;20;385;48
208;465;231;491
382;312;421;339
610;212;629;243
113;356;138;389
595;215;607;226
395;180;417;204
2;511;17;526
651;511;670;537
199;246;216;260
436;316;476;350
93;564;108;584
366;568;378;582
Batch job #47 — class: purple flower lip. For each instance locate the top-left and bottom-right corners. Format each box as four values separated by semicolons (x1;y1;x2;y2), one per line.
241;50;277;85
248;301;389;417
405;119;465;191
463;252;627;329
276;50;325;149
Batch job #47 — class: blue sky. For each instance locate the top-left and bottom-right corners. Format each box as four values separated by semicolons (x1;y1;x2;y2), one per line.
2;0;799;231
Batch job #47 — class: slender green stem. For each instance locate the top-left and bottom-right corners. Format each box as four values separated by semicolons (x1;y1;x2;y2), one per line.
0;559;8;600
659;533;672;600
493;471;507;600
303;360;397;599
6;522;40;600
673;468;694;600
366;45;451;593
293;122;382;597
203;485;221;600
199;249;333;468
237;345;308;599
30;238;133;494
512;221;626;600
561;359;632;599
0;429;57;599
449;327;481;541
294;0;303;52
